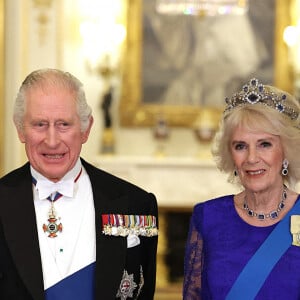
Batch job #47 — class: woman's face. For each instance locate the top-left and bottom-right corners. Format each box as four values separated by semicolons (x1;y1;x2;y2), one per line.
230;125;284;193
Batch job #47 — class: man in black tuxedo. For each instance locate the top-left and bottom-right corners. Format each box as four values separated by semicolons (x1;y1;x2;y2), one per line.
0;68;158;300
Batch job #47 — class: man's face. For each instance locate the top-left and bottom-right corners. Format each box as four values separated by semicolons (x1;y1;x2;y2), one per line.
17;85;92;182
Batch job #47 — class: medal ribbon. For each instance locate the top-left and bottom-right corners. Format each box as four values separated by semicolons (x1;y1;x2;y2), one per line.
102;214;158;237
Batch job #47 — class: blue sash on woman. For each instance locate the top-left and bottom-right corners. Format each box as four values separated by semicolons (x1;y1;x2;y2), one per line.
45;262;96;300
226;199;300;300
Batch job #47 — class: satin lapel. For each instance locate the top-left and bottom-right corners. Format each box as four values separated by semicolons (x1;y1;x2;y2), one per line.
83;160;128;299
1;164;44;300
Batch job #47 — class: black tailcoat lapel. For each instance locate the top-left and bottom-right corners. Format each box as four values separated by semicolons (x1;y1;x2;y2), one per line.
0;163;44;300
82;160;129;299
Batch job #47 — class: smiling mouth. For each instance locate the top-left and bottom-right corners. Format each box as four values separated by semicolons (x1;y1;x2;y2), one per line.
43;154;65;159
247;170;264;175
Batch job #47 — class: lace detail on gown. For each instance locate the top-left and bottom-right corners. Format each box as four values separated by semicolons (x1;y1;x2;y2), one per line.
183;220;203;300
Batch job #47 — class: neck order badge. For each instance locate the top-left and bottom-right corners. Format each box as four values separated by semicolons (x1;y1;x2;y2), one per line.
43;192;63;238
32;168;82;238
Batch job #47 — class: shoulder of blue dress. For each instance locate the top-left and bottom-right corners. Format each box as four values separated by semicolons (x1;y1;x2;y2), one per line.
194;194;234;209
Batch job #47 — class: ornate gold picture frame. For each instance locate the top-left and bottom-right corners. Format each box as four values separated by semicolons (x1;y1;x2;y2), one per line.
119;0;292;127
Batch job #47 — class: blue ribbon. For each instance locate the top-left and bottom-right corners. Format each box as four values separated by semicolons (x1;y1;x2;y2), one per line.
226;198;300;300
45;262;96;300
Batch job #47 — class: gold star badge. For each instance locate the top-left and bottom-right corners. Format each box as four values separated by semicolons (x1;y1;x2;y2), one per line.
290;215;300;246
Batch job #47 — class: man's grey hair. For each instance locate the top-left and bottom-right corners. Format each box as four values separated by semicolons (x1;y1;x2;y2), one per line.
13;68;92;132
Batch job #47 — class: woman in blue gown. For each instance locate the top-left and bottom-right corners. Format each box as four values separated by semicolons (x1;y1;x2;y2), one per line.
183;78;300;299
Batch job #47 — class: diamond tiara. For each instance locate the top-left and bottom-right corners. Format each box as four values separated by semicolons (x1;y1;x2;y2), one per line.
224;78;299;121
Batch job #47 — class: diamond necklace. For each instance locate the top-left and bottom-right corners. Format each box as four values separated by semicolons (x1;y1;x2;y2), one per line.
243;187;287;221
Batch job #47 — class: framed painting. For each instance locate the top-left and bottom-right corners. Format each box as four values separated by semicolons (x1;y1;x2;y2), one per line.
119;0;292;127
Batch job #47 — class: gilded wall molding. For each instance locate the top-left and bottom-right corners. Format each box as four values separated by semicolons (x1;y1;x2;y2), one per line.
32;0;54;44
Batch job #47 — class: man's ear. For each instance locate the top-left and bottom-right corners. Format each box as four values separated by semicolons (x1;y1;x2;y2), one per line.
16;127;26;143
81;116;94;144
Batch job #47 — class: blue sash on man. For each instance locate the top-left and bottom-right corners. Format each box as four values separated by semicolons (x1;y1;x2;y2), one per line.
45;262;96;300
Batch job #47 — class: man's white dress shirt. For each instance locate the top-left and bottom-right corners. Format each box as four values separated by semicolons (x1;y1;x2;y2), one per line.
31;159;96;290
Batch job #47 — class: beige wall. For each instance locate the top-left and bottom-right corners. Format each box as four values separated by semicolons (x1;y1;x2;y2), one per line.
3;0;202;175
2;0;296;178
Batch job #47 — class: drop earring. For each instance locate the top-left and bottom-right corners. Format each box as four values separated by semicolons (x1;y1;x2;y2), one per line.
282;159;289;176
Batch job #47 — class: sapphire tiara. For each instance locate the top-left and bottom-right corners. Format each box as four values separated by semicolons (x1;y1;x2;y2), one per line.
224;78;299;121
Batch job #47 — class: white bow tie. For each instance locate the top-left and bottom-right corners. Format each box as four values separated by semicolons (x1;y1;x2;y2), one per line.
36;179;74;200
